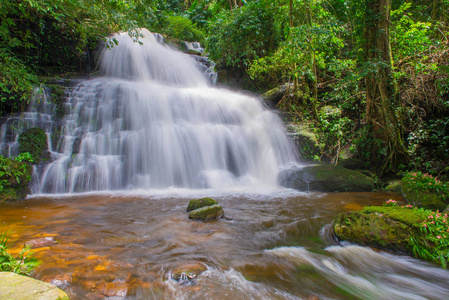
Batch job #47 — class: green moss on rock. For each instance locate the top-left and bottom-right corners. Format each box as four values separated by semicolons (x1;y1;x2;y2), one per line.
401;178;448;211
186;197;218;212
18;128;48;163
334;206;427;254
189;204;224;221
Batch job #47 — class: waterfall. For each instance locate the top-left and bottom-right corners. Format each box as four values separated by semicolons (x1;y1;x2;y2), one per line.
3;29;300;193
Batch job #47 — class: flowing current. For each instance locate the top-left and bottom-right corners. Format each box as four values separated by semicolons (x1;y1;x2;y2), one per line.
19;29;298;193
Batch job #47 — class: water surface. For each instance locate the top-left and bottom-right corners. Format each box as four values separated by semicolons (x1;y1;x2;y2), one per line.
2;191;448;299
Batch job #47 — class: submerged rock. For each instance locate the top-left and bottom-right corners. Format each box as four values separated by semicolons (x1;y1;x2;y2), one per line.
170;262;207;285
0;272;69;300
189;204;224;221
25;236;58;248
278;164;374;192
186;197;218;212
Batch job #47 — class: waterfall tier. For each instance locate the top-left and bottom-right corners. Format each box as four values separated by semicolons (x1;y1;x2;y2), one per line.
2;29;299;193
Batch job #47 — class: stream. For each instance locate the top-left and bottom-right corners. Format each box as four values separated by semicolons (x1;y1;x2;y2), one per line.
2;190;449;299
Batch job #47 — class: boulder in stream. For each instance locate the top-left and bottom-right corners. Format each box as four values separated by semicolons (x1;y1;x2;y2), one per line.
187;197;218;212
333;206;423;253
278;164;374;192
0;272;69;300
189;204;224;221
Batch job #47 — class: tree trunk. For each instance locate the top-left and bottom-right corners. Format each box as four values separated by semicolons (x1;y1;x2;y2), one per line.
364;0;408;174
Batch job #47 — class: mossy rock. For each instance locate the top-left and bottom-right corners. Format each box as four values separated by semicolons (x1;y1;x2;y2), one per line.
186;197;218;212
333;206;427;253
401;178;448;211
189;204;224;221
286;124;322;161
0;272;69;300
385;180;402;194
260;84;290;108
18;128;48;163
278;164;374;192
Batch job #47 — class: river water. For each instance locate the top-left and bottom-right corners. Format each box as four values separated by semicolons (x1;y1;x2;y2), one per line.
2;190;449;299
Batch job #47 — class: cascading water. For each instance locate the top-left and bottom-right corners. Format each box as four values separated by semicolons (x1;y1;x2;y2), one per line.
24;29;299;194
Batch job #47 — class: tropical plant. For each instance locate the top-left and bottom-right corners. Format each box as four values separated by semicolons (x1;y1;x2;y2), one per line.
0;231;39;274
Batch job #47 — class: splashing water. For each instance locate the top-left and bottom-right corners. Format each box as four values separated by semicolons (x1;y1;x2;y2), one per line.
15;29;299;194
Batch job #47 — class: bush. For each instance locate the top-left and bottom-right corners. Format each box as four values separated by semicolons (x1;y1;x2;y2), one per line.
0;232;39;275
164;15;205;42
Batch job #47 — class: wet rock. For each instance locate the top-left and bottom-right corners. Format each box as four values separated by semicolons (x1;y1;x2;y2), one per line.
42;273;72;288
170;262;207;285
278;164;374;192
187;49;202;55
189;204;224;221
286;124;322;162
0;272;69;300
186;197;218;212
260;84;292;108
99;280;128;297
25;236;58;248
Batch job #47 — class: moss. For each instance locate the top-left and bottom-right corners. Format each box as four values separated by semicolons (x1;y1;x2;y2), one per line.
18;128;48;163
402;186;447;211
189;204;224;221
334;206;427;254
186;197;217;212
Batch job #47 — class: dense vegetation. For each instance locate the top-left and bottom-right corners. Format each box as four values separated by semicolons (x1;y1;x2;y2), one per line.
1;0;448;179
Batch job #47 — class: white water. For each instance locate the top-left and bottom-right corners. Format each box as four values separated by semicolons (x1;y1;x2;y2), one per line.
24;29;299;194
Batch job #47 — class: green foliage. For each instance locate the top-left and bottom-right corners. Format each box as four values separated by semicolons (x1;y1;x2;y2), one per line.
407;117;449;167
391;3;434;61
14;152;34;163
0;50;39;113
402;172;449;197
0;155;32;192
411;208;449;268
249;2;346;86
164;15;205;42
205;1;281;70
18;128;48;163
0;0;159;114
0;231;39;275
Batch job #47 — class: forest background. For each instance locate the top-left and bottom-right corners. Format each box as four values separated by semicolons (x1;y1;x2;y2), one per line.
1;0;448;181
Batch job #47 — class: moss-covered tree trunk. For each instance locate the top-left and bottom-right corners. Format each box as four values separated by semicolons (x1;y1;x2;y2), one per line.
363;0;408;174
